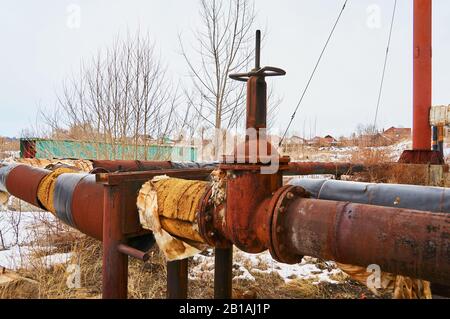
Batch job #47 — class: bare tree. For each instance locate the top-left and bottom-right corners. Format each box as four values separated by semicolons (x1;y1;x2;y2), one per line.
40;32;179;160
179;0;282;159
179;0;256;132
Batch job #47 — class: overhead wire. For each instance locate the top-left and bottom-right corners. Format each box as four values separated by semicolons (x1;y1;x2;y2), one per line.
373;0;398;129
279;0;348;147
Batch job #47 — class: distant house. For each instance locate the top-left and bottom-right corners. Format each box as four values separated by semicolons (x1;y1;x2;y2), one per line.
307;136;322;146
360;133;392;146
287;135;307;145
306;135;338;146
323;135;338;145
383;127;411;141
282;135;307;156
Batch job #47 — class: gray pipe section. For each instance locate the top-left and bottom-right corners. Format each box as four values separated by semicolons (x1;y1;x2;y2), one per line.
288;178;450;213
170;161;219;169
0;164;18;192
53;173;92;227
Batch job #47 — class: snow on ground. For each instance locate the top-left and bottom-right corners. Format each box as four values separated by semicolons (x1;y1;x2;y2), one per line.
389;140;412;160
0;245;72;270
189;250;342;285
0;209;72;270
1;207;342;284
306;140;412;163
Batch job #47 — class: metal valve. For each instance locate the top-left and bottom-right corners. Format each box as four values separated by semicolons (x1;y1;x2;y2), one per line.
229;30;286;82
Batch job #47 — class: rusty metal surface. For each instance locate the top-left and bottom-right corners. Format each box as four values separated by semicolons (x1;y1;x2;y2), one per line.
91;160;219;173
4;165;49;208
102;185;128;299
285;162;367;176
217;31;288;254
246;76;267;130
268;185;309;264
274;197;450;285
96;168;212;185
289;178;450;213
399;150;444;165
70;174;105;240
197;187;231;248
226;30;286;166
91;160;172;172
220;159;290;170
413;0;432;150
117;244;149;262
221;171;281;253
214;247;233;299
166;259;188;299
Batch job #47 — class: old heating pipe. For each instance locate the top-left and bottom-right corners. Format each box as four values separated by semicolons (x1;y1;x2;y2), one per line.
270;195;450;285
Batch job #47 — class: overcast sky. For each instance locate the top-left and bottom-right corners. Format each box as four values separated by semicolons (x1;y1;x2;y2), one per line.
1;0;450;138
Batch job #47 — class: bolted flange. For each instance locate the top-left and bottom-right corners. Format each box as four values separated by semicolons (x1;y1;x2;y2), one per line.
197;186;231;248
268;185;309;264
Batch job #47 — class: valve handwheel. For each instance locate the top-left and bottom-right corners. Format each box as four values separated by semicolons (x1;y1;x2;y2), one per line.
229;30;286;82
229;66;286;82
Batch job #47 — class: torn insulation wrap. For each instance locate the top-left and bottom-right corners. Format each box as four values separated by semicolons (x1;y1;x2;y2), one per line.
0;191;9;208
336;263;432;299
137;176;209;261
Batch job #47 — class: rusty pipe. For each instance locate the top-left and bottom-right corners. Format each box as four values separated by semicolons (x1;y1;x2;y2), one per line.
270;195;450;285
90;160;217;173
284;162;367;176
0;164;211;241
91;160;369;177
0;164;48;208
117;244;150;262
0;164;106;240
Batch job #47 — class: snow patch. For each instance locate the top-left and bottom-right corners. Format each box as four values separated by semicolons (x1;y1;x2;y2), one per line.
189;249;342;285
0;210;72;270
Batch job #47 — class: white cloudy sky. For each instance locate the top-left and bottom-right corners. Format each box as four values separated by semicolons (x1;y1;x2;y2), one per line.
1;0;449;138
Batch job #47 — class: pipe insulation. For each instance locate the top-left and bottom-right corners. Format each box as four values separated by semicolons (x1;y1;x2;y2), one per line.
0;164;105;240
136;177;209;261
289;178;450;213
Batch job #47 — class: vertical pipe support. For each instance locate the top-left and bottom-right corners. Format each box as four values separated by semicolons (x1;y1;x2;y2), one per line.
438;125;444;157
214;247;233;299
413;0;432;150
432;126;439;151
102;185;128;299
167;259;189;299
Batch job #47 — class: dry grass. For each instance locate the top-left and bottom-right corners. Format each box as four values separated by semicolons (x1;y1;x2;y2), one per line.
1;223;378;299
0;193;380;299
349;147;431;185
0;137;19;160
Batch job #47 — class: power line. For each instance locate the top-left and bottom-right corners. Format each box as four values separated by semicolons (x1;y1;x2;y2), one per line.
279;0;348;147
373;0;398;129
